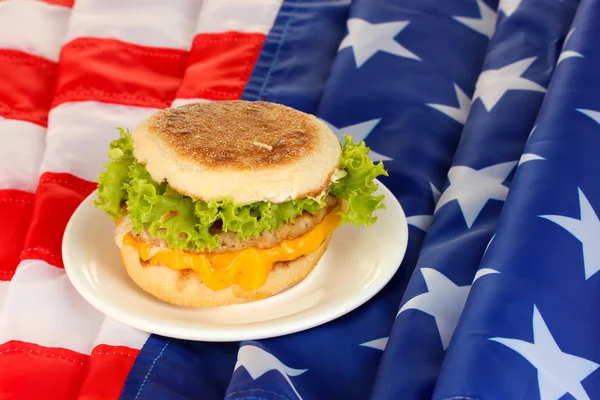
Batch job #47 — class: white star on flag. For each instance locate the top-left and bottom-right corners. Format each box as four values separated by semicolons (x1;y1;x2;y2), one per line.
540;188;600;280
435;161;517;229
578;108;600;125
483;235;496;257
519;125;545;165
557;29;584;65
398;268;499;349
427;83;472;124
406;215;433;232
528;125;538;139
473;268;499;282
235;345;307;400
518;153;545;165
339;19;420;68
498;0;522;17
473;57;546;112
321;118;392;161
431;182;442;204
490;306;600;400
407;182;442;232
360;337;388;351
453;0;498;39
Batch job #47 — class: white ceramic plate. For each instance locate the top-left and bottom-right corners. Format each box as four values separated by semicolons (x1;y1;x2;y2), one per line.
63;180;408;342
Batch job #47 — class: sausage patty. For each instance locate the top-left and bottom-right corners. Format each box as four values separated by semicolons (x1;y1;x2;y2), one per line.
127;195;339;253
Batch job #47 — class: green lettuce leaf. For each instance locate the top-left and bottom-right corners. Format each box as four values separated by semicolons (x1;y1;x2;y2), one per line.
93;128;134;219
330;135;388;226
95;129;388;251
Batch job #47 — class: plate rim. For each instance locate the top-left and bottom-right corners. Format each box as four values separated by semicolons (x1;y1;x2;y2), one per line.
62;179;409;342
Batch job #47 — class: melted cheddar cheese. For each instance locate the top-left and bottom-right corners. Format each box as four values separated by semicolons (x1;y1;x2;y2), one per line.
122;211;340;291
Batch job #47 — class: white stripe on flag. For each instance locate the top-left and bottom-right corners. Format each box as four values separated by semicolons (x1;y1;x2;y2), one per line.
0;260;150;353
64;0;203;49
92;317;149;350
0;1;69;62
195;0;283;35
0;119;45;192
171;98;212;108
0;280;9;315
42;102;159;181
0;260;104;354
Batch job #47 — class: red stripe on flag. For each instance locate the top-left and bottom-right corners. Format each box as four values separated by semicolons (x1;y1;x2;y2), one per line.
41;0;74;7
21;173;96;268
77;345;140;400
0;341;139;400
53;38;189;109
0;50;57;127
0;341;88;400
177;32;265;101
0;190;34;281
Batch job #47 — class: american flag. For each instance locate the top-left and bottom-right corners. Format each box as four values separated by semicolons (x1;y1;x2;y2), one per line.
0;0;598;399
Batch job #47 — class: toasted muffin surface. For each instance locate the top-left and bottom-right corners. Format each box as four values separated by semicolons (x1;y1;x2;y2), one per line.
131;100;342;204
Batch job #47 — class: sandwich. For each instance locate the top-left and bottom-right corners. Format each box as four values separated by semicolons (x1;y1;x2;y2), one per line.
94;100;388;307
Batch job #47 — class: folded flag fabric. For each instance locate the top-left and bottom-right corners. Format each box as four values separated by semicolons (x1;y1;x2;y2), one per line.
433;1;600;399
371;0;579;398
0;0;598;399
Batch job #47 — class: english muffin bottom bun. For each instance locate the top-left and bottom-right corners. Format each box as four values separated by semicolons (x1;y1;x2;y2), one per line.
94;100;389;308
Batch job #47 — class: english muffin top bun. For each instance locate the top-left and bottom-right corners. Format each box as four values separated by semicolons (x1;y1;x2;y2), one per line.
94;100;388;307
132;101;342;204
